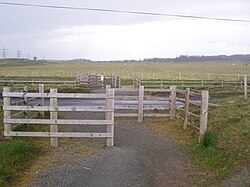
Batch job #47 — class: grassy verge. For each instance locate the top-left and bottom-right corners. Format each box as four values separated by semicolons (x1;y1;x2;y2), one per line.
152;96;250;186
0;140;38;186
0;100;39;186
0;85;91;186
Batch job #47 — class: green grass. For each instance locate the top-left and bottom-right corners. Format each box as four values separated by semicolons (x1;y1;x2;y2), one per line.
0;140;38;187
189;144;235;178
153;96;250;186
0;84;90;186
0;60;249;80
202;130;218;148
1;101;39;186
187;96;250;185
121;79;133;85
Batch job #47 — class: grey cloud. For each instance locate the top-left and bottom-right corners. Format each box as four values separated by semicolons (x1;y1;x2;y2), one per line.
0;0;250;60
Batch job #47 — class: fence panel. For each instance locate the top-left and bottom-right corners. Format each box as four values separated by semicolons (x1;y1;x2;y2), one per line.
3;86;115;147
176;89;211;141
114;86;172;122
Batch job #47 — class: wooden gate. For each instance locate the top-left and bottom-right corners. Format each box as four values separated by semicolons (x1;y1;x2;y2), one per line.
76;73;121;88
3;86;115;147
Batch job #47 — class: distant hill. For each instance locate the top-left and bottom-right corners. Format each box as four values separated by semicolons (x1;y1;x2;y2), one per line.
69;58;91;62
143;54;250;63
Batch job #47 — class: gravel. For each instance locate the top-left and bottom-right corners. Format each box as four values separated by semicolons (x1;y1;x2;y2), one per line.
221;164;250;187
26;88;190;186
31;119;190;187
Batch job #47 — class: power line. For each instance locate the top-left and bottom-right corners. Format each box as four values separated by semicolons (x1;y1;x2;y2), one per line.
0;1;249;23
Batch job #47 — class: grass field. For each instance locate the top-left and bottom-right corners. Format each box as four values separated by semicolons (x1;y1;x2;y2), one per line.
0;60;249;80
153;96;250;186
0;60;249;186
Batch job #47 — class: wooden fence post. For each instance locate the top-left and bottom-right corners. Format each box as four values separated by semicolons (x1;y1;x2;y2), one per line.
111;74;114;88
170;86;177;120
183;88;190;129
23;86;29;129
39;84;44;117
138;86;144;122
101;74;104;88
50;89;58;147
133;78;136;89
138;78;141;87
106;86;115;147
179;73;182;80
199;91;209;143
114;75;117;88
105;85;111;120
76;73;80;85
3;87;12;138
244;74;247;100
118;76;121;88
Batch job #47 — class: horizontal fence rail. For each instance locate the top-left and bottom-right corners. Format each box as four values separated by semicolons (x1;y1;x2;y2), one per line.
0;79;77;86
134;74;249;98
2;85;115;147
2;82;220;145
176;88;211;142
113;86;173;122
140;80;249;89
76;73;121;88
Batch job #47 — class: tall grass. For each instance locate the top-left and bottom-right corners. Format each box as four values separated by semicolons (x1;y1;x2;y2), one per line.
152;96;250;186
0;140;38;186
188;96;250;185
202;130;217;148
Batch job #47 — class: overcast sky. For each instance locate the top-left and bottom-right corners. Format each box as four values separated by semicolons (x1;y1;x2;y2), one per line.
0;0;250;60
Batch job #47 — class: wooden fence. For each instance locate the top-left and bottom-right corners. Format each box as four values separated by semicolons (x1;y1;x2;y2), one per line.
76;73;121;88
0;79;77;86
176;89;212;142
2;83;216;145
2;85;115;147
114;86;173;122
105;74;121;88
114;85;213;139
133;78;141;89
133;72;250;81
139;79;249;89
135;74;249;98
0;73;121;89
1;70;248;81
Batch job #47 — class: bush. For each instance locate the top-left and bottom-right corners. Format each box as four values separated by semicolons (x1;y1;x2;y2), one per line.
203;130;217;148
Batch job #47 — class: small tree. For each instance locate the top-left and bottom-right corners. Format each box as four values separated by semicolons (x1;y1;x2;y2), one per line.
33;56;37;61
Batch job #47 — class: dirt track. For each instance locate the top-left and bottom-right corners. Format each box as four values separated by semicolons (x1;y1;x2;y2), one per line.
29;110;190;187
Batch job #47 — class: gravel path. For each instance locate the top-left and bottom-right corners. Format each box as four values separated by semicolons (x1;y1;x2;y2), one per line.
221;164;250;187
31;112;190;187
